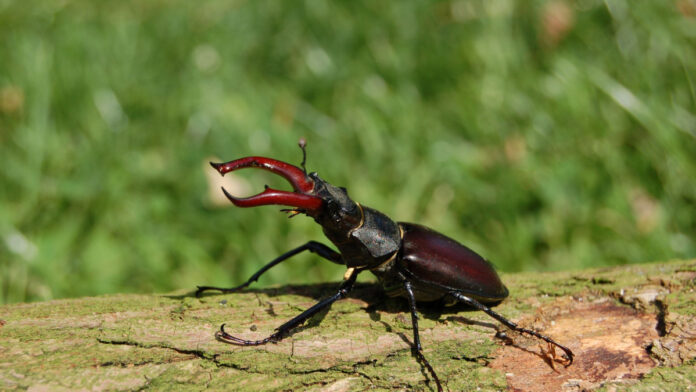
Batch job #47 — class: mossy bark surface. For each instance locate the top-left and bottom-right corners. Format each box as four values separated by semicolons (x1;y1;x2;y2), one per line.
1;260;695;391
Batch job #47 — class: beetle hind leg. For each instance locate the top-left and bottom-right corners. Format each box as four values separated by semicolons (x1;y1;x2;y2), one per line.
448;291;574;366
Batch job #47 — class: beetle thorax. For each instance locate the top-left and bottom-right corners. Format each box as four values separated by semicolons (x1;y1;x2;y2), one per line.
322;204;401;268
308;174;401;268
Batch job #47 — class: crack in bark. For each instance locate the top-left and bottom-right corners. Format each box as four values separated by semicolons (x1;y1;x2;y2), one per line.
96;335;386;384
97;337;210;358
654;298;669;337
450;354;492;365
96;337;220;369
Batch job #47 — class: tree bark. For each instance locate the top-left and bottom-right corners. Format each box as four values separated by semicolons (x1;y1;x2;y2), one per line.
1;259;695;391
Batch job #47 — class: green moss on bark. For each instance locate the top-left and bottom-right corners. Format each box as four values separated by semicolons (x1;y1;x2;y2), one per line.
1;260;694;391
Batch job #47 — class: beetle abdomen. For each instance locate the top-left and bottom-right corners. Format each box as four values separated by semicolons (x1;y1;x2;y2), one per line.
397;223;509;304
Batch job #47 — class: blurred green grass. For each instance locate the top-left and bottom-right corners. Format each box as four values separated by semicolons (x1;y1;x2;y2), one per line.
1;1;695;304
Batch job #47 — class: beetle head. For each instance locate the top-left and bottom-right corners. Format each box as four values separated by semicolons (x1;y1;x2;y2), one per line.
306;172;362;233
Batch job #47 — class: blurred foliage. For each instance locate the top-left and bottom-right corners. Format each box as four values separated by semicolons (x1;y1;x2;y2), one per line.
1;0;695;304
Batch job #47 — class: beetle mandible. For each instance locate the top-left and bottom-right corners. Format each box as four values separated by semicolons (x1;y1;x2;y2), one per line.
197;140;574;391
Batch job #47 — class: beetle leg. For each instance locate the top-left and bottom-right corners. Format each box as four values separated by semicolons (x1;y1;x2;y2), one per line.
196;241;342;297
216;269;359;345
448;292;575;366
400;276;443;392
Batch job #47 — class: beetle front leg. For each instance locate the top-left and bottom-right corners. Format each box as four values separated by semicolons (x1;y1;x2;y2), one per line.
399;275;443;392
448;292;574;365
216;268;359;345
196;241;342;296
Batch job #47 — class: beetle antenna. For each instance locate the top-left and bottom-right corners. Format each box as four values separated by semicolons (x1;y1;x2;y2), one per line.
298;137;307;175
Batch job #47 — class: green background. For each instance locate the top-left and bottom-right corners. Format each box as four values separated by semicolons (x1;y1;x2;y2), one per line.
1;1;695;304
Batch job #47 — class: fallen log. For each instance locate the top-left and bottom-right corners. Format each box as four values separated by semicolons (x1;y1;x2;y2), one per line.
1;259;694;391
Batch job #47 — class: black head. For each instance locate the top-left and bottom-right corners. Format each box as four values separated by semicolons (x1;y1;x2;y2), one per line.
307;172;362;236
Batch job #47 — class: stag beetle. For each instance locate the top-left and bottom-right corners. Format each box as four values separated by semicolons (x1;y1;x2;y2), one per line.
197;140;574;391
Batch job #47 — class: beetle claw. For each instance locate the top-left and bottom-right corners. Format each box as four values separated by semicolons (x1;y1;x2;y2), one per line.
220;186;236;203
216;324;274;346
210;156;314;192
209;161;224;172
211;157;323;211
